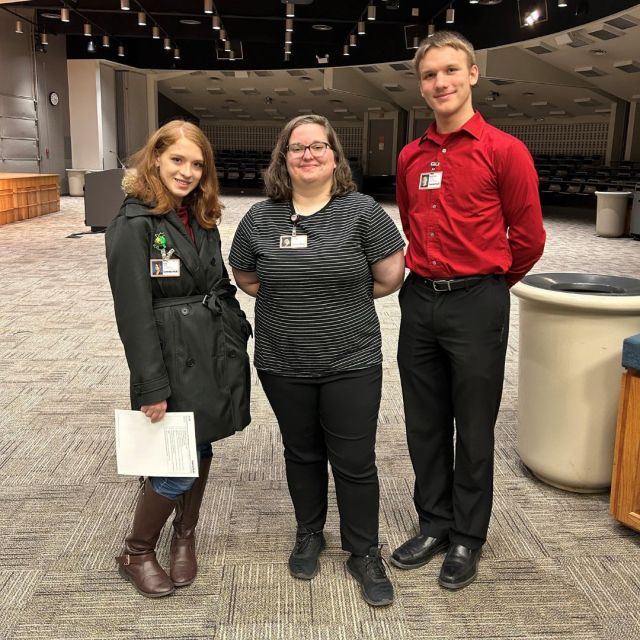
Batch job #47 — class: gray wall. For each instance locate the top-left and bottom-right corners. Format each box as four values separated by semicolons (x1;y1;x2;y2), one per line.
0;10;71;192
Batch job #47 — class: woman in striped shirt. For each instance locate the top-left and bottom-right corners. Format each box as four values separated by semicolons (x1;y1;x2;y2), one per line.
230;115;404;607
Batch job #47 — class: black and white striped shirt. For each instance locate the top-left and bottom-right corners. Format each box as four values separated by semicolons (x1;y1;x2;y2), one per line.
229;192;404;377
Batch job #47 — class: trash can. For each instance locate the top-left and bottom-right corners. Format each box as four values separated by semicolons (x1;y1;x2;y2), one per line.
512;273;640;492
630;189;640;240
594;191;632;237
66;169;88;197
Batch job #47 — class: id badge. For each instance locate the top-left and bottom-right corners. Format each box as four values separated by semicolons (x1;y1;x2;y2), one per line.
419;171;443;190
280;234;308;249
150;258;181;277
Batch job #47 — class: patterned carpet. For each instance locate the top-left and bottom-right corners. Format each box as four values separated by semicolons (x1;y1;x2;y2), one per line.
0;194;639;640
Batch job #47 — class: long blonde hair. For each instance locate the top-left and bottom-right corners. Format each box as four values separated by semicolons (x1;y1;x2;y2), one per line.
124;120;223;228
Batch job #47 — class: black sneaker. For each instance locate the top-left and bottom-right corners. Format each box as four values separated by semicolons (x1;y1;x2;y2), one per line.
346;545;394;607
288;528;326;579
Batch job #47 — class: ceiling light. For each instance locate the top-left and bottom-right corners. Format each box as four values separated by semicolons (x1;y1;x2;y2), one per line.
164;37;171;50
152;26;160;39
285;32;292;43
102;35;110;47
61;7;70;22
286;3;295;18
212;15;221;29
15;20;23;34
412;36;420;49
558;0;568;6
428;23;435;37
229;50;236;61
121;0;130;11
524;9;540;27
284;42;291;53
368;5;376;20
286;18;293;31
312;24;332;31
343;44;350;56
174;47;180;59
219;29;227;41
138;12;146;26
83;23;91;36
358;21;366;34
118;45;125;56
40;32;48;45
470;0;479;3
350;33;357;47
446;6;455;23
224;40;231;52
284;52;291;61
204;0;213;14
180;19;201;25
87;40;95;53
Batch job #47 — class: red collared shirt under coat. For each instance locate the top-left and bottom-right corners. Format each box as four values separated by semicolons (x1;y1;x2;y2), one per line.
396;112;545;286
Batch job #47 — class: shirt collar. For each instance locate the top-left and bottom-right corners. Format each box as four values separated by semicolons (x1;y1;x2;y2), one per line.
420;111;485;145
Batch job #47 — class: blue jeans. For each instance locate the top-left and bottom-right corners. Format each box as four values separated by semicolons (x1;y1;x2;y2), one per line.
150;443;212;499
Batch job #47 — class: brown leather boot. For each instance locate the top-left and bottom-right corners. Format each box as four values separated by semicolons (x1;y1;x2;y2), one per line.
170;457;212;586
116;478;176;598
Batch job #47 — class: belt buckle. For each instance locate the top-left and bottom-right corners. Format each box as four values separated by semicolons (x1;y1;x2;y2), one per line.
202;294;210;306
432;279;452;292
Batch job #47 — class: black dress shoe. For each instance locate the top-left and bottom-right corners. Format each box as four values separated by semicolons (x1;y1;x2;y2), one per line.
390;533;449;569
438;544;481;590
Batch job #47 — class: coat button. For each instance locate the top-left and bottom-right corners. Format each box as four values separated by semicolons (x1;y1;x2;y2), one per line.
181;306;190;315
186;358;195;367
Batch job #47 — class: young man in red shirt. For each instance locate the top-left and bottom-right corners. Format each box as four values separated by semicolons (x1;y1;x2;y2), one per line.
391;31;546;589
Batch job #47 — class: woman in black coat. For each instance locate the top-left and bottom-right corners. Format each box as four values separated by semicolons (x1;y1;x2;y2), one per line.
106;120;251;598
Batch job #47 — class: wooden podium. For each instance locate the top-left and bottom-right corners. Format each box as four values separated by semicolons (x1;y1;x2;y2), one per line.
610;349;640;532
0;173;60;226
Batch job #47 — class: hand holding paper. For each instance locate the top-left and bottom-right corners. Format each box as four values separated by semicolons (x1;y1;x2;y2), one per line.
115;410;198;477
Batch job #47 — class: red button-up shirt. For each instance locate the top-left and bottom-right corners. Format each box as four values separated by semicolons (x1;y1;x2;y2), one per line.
396;112;545;286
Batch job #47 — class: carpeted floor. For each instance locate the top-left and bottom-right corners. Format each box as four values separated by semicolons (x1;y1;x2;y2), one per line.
0;195;638;640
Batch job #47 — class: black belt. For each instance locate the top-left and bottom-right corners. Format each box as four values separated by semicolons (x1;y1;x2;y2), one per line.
412;273;493;292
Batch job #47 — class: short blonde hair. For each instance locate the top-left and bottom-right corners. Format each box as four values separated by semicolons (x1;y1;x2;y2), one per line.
413;30;477;77
263;114;355;201
125;120;223;228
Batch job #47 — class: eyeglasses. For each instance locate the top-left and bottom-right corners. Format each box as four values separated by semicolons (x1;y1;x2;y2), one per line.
286;141;332;158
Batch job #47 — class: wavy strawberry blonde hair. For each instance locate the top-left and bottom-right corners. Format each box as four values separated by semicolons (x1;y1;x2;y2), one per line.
124;120;223;228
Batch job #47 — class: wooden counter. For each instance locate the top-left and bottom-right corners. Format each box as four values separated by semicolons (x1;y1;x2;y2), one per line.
0;173;60;226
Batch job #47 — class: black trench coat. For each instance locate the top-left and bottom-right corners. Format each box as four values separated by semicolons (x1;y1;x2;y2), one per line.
106;197;251;445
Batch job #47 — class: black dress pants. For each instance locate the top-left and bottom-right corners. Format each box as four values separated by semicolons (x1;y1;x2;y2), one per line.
258;365;382;556
397;274;510;549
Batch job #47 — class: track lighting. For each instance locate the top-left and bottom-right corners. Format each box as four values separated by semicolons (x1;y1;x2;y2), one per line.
40;32;48;45
349;33;357;47
367;4;376;20
446;6;455;23
137;12;146;26
284;42;291;53
121;0;130;11
164;37;171;50
343;44;350;56
286;3;295;18
212;15;221;29
83;23;91;36
428;23;435;37
286;18;293;32
118;45;125;56
15;20;23;34
358;21;366;35
284;52;291;61
412;36;420;49
102;35;110;47
204;0;213;14
173;47;180;59
224;40;231;52
60;7;70;22
219;28;227;41
285;32;292;44
229;50;235;61
152;26;160;39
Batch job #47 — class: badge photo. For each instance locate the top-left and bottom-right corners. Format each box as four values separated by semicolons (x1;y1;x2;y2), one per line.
279;234;308;249
150;258;181;277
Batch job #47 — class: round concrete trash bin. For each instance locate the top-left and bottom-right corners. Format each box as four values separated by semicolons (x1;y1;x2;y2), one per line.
66;169;88;197
595;191;632;237
512;273;640;492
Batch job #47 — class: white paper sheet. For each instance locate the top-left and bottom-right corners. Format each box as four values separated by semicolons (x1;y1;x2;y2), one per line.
115;410;198;477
